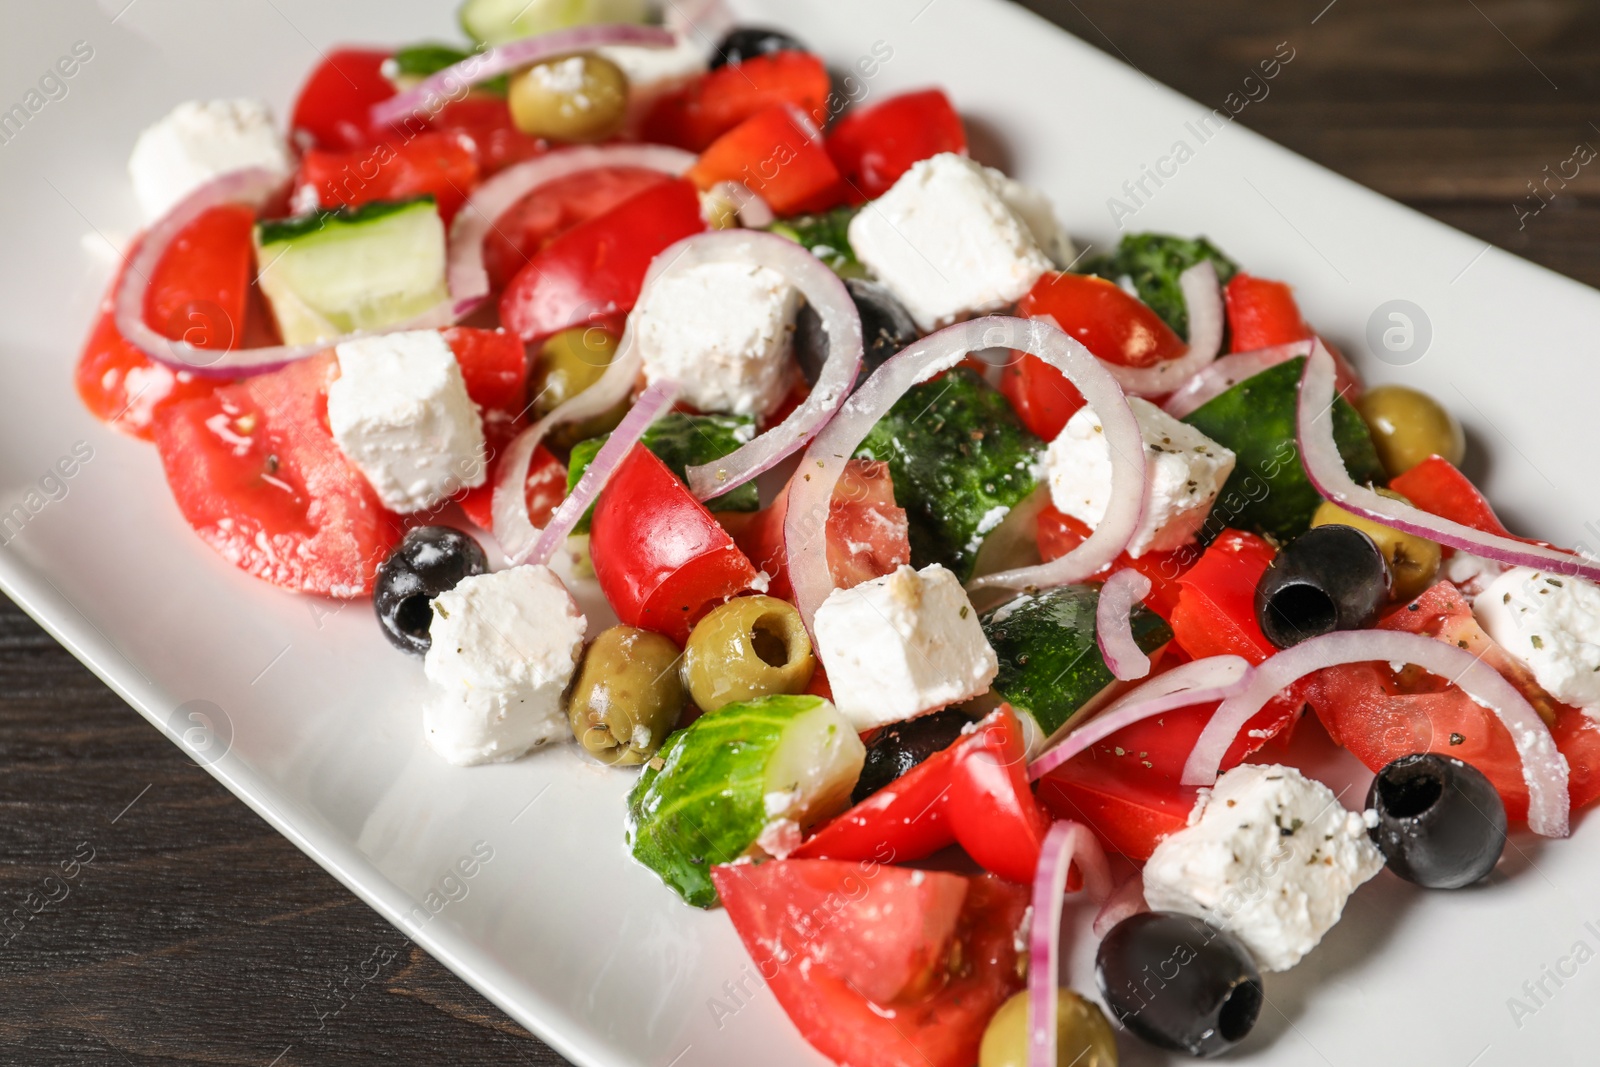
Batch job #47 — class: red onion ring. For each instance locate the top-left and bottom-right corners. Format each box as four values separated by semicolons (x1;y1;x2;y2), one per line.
1161;340;1313;419
706;181;775;228
447;144;696;312
1028;821;1113;1067
1027;655;1251;781
370;25;676;129
1298;341;1600;579
1097;260;1224;397
788;317;1143;630
1091;873;1148;939
633;230;862;501
1180;629;1570;837
1096;569;1155;681
524;378;680;566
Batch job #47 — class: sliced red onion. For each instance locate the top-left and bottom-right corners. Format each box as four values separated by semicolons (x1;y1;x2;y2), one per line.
1096;569;1154;681
370;24;676;129
1161;340;1313;419
665;0;736;41
447;143;696;310
619;230;863;501
1181;629;1570;837
1028;821;1113;1067
1098;260;1224;397
1028;655;1251;781
1092;873;1147;939
524;378;680;566
790;317;1143;629
706;181;775;229
1298;341;1600;579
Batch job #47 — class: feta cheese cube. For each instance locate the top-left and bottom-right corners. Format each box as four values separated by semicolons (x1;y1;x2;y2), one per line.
633;260;801;417
128;99;292;221
1475;567;1600;716
1045;397;1235;558
327;330;486;514
423;565;587;765
986;170;1076;269
1142;764;1384;972
812;563;998;731
847;153;1055;331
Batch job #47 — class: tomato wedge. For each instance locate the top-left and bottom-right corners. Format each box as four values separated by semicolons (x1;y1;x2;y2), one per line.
1224;273;1313;353
688;106;842;216
825;88;966;202
290;48;396;151
498;178;706;344
795;708;1049;885
294;131;480;224
643;51;831;152
713;860;1028;1067
589;446;758;643
1168;529;1278;663
151;353;401;596
1035;505;1188;621
427;94;548;175
1389;455;1538;546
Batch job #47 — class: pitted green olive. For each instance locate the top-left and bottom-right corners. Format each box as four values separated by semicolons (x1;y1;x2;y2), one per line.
567;626;685;765
1355;384;1466;476
683;596;815;713
534;327;628;445
979;989;1118;1067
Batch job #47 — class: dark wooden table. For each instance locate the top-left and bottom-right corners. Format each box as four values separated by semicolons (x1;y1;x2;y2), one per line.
5;1;1596;1062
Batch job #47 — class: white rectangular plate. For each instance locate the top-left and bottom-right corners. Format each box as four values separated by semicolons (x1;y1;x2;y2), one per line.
5;2;1600;1064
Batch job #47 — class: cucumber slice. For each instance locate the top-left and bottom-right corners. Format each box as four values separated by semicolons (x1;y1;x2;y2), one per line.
626;694;865;908
855;366;1046;581
566;412;758;533
254;198;449;345
1080;233;1238;339
1181;356;1386;542
459;0;650;45
768;205;864;278
981;584;1171;746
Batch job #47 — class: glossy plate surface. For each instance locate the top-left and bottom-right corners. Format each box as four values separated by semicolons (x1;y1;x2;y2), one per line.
4;2;1599;1064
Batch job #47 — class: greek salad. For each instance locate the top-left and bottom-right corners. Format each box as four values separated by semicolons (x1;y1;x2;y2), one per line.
76;1;1600;1064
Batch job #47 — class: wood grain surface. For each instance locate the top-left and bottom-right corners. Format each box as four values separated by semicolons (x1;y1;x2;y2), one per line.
4;0;1596;1063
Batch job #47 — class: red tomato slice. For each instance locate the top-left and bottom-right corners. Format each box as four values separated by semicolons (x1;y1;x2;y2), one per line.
825;88;966;202
290;48;396;151
589;446;758;643
151;354;401;596
687;106;842;216
1224;273;1313;353
997;352;1088;441
724;459;909;602
457;436;565;533
1035;505;1188;621
796;708;1050;885
643;51;832;152
1169;529;1278;664
482;166;672;291
498;178;707;344
441;326;528;415
294;131;480;224
1389;455;1535;546
712;861;1028;1067
1305;581;1600;820
427;94;548;175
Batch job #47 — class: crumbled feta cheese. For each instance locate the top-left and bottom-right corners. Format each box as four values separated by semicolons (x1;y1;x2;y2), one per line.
847;153;1054;331
1045;397;1236;558
1142;764;1384;972
128;99;292;221
327;330;487;514
1443;550;1505;598
1475;567;1600;716
633;260;801;417
423;565;586;766
812;563;998;731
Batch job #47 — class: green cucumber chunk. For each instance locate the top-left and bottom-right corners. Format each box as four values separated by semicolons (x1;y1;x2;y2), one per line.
855;366;1046;581
981;584;1172;743
626;694;865;908
565;413;759;534
1181;356;1386;542
459;0;650;45
253;197;448;344
769;205;863;278
387;43;508;95
1081;233;1238;340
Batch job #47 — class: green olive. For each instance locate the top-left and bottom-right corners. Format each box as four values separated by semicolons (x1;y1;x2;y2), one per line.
683;596;816;713
533;327;628;446
979;989;1118;1067
508;52;628;142
567;625;686;765
1355;384;1466;476
1312;489;1441;601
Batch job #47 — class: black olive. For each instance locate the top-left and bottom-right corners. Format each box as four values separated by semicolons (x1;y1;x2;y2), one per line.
711;26;809;69
373;526;488;654
1255;524;1390;649
1367;753;1506;889
851;708;970;804
795;278;920;388
1096;911;1263;1058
